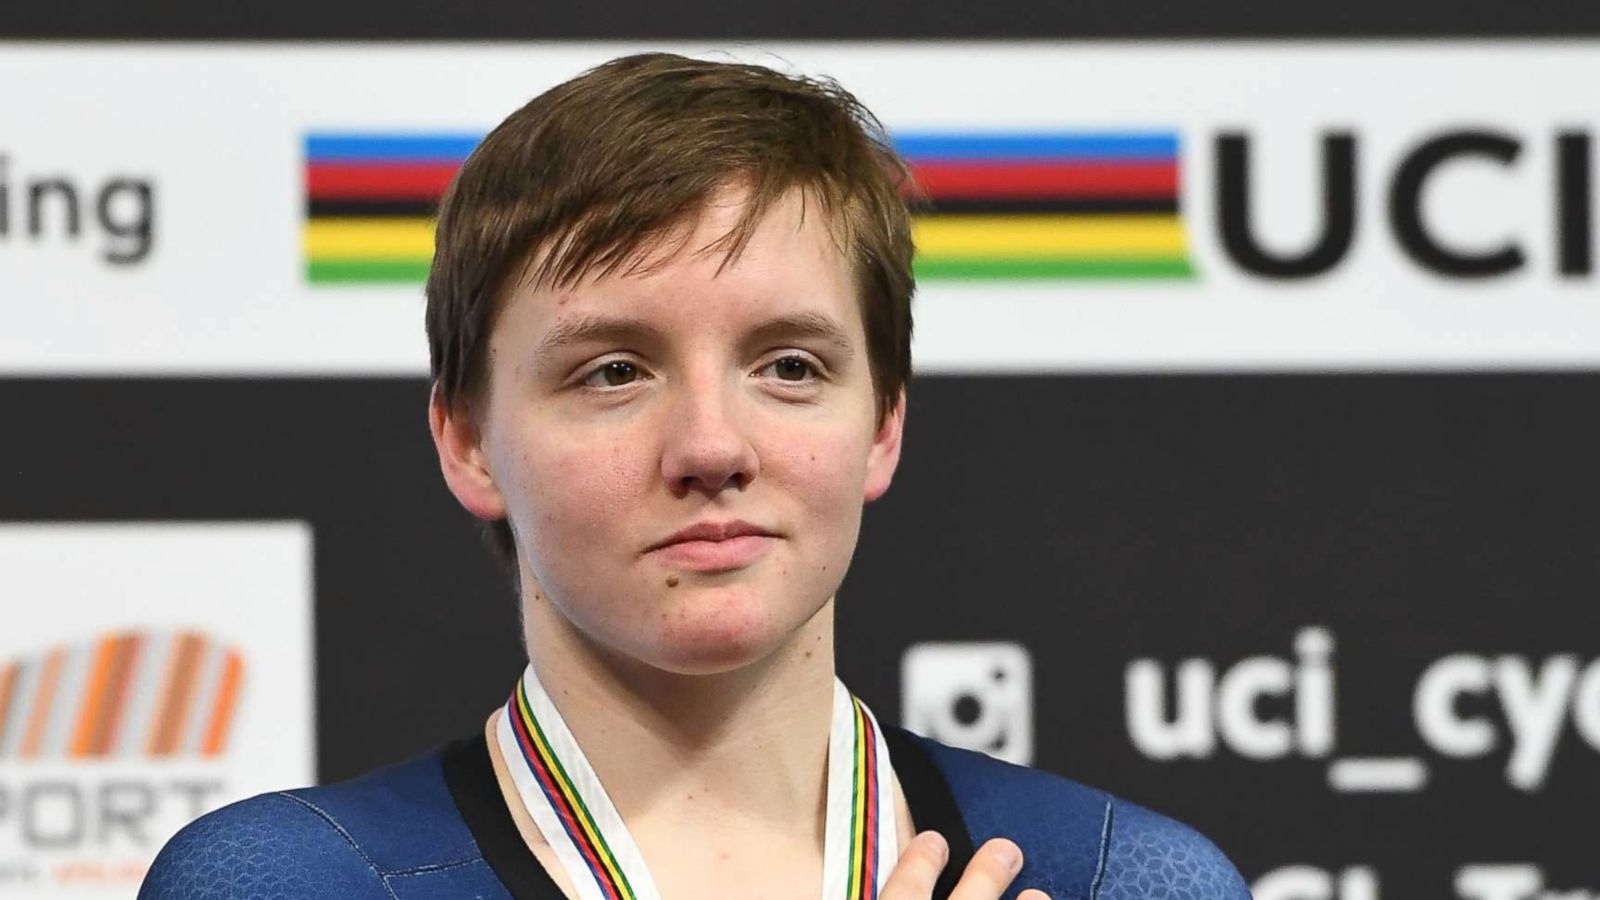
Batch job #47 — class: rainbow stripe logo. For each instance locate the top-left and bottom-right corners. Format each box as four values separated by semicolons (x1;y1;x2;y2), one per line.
898;131;1193;280
303;129;1193;284
303;133;476;284
0;630;245;760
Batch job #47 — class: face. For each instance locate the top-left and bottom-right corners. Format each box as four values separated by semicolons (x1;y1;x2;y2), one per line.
431;182;904;676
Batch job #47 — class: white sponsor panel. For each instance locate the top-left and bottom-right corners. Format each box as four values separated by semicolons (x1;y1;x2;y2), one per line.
0;42;1597;375
0;522;315;899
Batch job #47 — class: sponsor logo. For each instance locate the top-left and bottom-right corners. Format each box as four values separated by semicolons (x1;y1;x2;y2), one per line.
1126;627;1600;792
300;129;1196;285
901;642;1033;764
0;631;244;762
0;522;313;899
0;631;243;893
302;132;475;284
897;131;1194;281
303;126;1596;288
1137;629;1600;895
1218;130;1593;280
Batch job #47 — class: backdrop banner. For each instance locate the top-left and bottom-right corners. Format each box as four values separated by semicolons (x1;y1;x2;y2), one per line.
1;41;1597;899
1;43;1598;376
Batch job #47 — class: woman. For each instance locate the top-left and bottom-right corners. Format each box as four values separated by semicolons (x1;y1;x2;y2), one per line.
140;52;1249;900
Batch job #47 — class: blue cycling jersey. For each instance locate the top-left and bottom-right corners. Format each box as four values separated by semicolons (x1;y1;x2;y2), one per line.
138;726;1249;900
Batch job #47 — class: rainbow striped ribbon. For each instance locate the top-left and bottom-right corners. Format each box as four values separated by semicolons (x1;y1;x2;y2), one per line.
495;665;898;900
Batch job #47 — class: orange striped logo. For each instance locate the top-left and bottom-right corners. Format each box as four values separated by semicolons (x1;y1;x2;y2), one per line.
0;630;245;760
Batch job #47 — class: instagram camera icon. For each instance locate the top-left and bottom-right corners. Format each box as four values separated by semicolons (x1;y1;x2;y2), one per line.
902;642;1033;766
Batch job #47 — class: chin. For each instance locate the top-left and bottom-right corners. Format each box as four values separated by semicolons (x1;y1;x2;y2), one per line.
637;581;810;676
650;611;780;676
648;644;769;677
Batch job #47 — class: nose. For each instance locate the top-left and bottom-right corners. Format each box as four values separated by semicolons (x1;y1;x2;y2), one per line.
659;376;760;496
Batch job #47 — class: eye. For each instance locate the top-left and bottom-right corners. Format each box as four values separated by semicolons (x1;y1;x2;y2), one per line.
582;360;643;388
758;355;818;383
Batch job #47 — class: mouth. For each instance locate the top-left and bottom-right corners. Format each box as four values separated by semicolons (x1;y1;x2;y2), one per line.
645;520;780;573
651;535;777;573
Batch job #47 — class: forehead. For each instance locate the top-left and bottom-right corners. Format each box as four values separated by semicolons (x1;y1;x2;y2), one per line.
500;183;861;339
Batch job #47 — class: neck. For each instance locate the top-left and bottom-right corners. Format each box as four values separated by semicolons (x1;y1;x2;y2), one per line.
518;591;838;835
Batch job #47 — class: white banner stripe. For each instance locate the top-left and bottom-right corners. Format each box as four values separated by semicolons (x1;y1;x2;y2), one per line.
41;643;91;757
0;658;38;757
118;631;171;757
183;638;227;756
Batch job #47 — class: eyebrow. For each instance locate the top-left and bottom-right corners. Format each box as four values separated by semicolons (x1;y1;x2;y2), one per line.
533;311;856;358
533;315;662;358
745;312;856;357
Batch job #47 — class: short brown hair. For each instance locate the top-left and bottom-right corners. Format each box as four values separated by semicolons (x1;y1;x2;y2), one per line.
425;51;919;577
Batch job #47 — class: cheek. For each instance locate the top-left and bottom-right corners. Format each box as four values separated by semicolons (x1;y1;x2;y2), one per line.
762;416;874;516
500;424;656;550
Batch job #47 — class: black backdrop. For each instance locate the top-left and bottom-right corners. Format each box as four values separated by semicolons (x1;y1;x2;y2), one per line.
3;373;1597;892
4;0;1600;38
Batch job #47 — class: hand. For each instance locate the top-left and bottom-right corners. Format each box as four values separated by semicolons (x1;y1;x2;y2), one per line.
881;831;1050;900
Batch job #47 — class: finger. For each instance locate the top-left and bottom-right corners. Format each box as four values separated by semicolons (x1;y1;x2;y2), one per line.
1018;891;1052;900
879;831;949;900
949;837;1024;900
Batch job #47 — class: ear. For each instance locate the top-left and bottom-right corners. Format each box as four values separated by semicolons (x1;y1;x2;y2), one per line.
862;389;906;503
428;381;509;520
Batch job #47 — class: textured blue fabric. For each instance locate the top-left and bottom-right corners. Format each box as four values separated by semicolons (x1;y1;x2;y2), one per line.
139;736;1248;899
1096;801;1252;900
138;753;511;900
136;793;400;900
385;858;515;899
281;750;482;873
909;733;1250;900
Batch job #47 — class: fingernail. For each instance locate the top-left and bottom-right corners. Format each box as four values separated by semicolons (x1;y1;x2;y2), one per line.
993;841;1021;873
924;831;948;863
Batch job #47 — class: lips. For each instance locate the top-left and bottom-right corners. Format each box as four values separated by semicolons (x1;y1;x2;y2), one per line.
648;520;775;548
646;520;779;573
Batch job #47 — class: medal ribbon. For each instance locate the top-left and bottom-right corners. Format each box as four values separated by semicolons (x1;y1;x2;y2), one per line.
495;664;899;900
